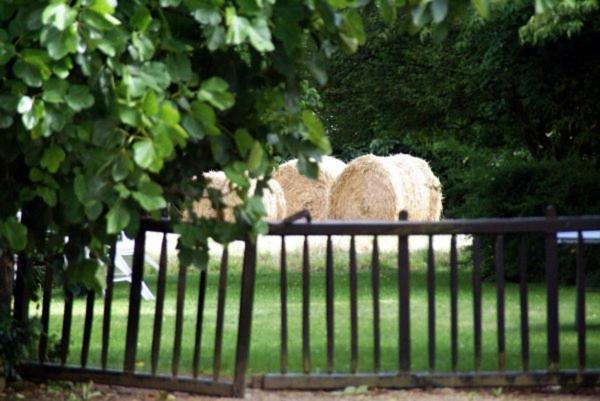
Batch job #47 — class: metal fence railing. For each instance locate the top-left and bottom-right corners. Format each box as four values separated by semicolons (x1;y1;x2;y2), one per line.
15;219;257;397
254;208;600;390
13;208;600;396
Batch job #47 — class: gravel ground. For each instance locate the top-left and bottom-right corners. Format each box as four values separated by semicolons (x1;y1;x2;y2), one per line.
2;383;599;401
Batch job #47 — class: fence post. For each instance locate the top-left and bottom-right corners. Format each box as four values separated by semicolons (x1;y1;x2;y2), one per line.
545;205;559;372
233;238;257;397
123;228;147;374
398;211;410;372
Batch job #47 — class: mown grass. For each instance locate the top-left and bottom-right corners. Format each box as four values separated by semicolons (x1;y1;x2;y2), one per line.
32;240;600;379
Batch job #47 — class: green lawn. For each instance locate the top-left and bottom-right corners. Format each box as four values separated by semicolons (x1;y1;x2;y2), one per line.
34;242;600;379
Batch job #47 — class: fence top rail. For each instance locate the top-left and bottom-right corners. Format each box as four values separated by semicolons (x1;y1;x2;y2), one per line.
140;215;600;237
266;215;600;236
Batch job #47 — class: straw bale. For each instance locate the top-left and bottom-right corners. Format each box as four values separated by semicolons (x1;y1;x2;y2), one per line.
328;154;442;221
192;171;287;222
272;156;346;220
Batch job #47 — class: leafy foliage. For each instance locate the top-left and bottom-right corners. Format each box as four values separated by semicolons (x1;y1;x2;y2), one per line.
321;1;600;283
0;0;376;279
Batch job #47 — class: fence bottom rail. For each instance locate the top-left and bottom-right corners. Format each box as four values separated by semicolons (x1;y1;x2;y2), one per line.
18;363;237;397
253;370;600;390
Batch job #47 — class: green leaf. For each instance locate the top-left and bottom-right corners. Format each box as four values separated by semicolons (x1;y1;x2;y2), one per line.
85;201;104;220
132;181;166;211
131;32;155;61
471;0;489;18
42;3;78;31
143;91;159;115
160;101;180;125
224;162;250;188
112;153;130;181
166;52;192;82
191;101;220;136
0;41;15;66
411;3;430;27
36;186;57;206
247;141;264;171
1;217;28;251
234;129;254;156
65;85;95;111
90;0;117;15
43;78;68;103
198;77;235;111
246;17;275;52
133;139;156;169
106;201;130;234
302;110;331;153
192;6;222;25
13;60;43;87
131;6;152;31
160;0;182;6
17;96;33;114
376;0;396;24
40;145;66;173
431;0;448;23
339;10;366;53
225;8;274;52
42;25;78;60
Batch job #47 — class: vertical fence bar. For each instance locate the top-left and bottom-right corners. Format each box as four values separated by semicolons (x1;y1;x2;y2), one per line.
398;211;410;372
38;260;54;363
60;287;74;365
124;229;147;373
326;235;335;374
101;243;116;370
349;236;358;374
172;261;187;377
495;235;506;371
280;236;288;374
371;236;381;373
80;289;95;367
450;234;458;372
518;236;530;372
213;247;229;381
151;234;168;375
192;266;208;378
545;206;559;372
576;231;586;371
232;239;257;397
427;235;436;372
302;235;311;374
472;236;482;372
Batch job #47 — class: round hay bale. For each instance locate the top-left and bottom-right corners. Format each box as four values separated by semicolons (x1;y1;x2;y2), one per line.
404;155;443;220
272;156;346;220
260;179;288;221
192;171;287;222
388;154;442;220
328;154;442;221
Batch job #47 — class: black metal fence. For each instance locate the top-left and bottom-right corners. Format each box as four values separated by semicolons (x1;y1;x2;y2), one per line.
15;219;257;397
255;209;600;390
13;210;600;396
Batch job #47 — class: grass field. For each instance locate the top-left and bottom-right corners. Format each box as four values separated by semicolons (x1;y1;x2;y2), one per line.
33;238;600;379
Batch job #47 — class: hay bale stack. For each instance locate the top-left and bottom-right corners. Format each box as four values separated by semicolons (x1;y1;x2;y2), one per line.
192;171;287;222
328;154;442;221
272;156;346;220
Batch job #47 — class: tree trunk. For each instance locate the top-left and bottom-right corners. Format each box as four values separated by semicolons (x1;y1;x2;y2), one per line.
0;251;14;388
0;252;13;321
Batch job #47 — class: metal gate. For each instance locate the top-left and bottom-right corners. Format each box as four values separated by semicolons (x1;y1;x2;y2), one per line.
15;219;257;397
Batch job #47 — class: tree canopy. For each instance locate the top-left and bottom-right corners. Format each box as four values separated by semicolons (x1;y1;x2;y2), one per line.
0;0;590;289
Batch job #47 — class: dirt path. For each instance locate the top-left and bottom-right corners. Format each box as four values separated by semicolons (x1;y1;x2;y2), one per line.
2;383;599;401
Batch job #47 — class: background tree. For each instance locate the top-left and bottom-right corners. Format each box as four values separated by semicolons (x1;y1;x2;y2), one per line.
321;0;600;283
